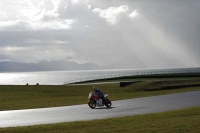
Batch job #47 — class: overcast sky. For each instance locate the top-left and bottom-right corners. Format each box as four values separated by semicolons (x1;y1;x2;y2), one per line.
0;0;200;69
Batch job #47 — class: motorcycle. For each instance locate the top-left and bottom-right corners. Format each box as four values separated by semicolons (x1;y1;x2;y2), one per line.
88;92;112;109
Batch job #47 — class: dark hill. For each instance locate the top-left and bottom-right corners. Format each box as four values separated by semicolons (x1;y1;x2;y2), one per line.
0;60;99;72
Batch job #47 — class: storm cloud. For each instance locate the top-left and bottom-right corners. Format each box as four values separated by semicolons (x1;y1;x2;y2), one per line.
0;0;200;69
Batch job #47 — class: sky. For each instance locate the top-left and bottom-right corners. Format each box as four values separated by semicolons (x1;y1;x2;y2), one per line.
0;0;200;69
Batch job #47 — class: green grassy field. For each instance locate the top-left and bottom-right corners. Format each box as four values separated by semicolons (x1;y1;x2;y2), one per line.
0;106;199;133
0;76;200;132
0;77;200;111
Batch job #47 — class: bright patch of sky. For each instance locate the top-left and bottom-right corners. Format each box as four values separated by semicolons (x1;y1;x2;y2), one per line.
0;0;200;69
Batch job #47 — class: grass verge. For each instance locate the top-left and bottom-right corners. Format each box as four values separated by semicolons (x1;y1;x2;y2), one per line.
0;106;199;133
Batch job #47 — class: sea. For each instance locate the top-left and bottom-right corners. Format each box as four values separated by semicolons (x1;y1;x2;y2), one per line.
0;67;200;85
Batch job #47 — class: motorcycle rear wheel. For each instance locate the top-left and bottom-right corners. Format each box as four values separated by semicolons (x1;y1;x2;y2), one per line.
104;99;112;107
88;100;96;109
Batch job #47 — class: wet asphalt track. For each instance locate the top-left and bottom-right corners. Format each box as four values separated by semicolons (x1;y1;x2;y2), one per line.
0;90;200;128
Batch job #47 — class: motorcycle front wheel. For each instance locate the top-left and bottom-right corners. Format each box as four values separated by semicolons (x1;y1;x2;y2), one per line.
88;100;96;109
104;99;112;107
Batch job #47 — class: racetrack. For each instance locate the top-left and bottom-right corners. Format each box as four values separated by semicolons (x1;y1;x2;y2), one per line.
0;91;200;128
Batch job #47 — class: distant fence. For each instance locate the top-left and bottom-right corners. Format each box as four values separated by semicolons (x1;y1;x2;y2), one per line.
64;69;200;84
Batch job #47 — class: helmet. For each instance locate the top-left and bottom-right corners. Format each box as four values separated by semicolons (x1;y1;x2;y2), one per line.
93;86;98;92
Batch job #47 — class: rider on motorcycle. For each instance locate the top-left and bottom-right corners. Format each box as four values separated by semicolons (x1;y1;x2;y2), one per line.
93;86;104;104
